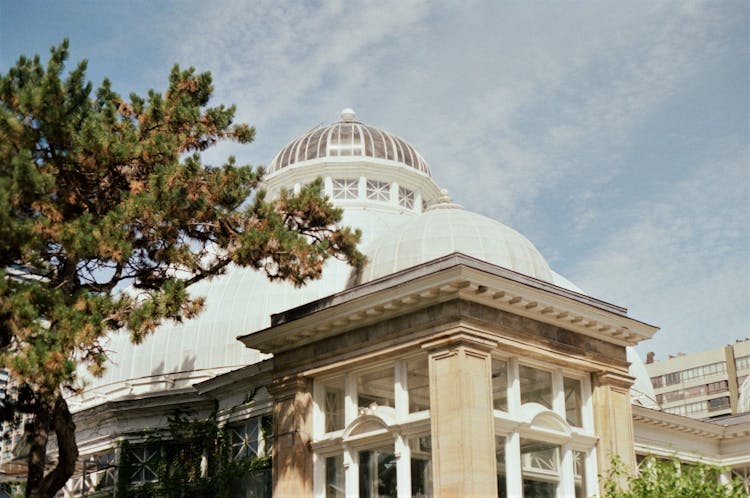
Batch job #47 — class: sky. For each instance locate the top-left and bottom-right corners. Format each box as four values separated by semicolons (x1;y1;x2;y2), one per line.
1;0;748;360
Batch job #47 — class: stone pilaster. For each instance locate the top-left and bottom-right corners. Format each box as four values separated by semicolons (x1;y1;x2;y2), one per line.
592;371;636;482
424;332;498;498
268;376;313;498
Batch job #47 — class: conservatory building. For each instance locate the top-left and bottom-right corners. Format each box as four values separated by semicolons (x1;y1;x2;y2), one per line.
3;109;750;498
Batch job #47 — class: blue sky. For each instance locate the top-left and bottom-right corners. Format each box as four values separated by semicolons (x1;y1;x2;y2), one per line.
1;0;748;359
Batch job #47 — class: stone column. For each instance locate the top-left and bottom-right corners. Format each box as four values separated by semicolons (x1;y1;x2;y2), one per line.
591;371;636;483
268;376;313;498
424;333;498;498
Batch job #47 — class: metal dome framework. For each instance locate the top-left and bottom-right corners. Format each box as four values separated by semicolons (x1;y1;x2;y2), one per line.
268;110;431;177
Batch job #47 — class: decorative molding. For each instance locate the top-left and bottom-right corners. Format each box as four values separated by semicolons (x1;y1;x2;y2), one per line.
239;255;658;355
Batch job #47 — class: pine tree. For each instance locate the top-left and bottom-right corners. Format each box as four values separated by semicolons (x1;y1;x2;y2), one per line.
0;40;362;498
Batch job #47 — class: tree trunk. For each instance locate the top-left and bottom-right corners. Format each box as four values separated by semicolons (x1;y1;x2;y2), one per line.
25;402;50;497
26;395;78;498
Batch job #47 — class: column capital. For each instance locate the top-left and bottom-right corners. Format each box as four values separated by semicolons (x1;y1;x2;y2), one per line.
268;375;311;399
421;330;497;354
592;371;635;392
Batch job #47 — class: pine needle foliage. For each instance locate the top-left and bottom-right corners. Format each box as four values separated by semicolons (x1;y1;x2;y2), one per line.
0;40;362;497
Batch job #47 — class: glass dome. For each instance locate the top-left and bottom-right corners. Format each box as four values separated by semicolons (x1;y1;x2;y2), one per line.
352;194;555;286
268;109;431;177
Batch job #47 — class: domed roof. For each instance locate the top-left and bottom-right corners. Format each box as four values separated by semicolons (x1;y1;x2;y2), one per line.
354;193;554;285
71;205;412;410
268;109;431;177
627;348;658;408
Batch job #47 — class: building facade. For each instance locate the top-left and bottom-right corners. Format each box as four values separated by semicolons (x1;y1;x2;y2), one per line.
0;109;748;497
647;340;750;419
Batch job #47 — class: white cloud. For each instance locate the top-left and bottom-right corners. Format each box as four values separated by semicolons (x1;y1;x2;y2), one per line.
571;146;750;357
154;0;747;357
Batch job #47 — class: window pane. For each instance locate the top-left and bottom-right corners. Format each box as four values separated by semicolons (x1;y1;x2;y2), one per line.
326;454;345;498
366;180;390;201
564;377;582;427
574;450;586;498
332;178;358;200
129;445;159;484
496;436;507;498
708;396;730;411
410;437;433;498
359;445;397;498
519;366;552;409
231;418;260;459
322;378;345;432
358;367;395;409
408;357;430;413
520;439;560;498
492;359;508;411
399;186;415;209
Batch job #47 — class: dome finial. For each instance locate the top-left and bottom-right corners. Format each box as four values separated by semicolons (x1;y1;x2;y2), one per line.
428;188;463;211
340;108;356;122
438;188;452;204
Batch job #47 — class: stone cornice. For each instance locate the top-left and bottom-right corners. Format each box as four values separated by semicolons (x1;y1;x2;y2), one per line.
594;371;637;391
632;405;726;440
239;254;658;355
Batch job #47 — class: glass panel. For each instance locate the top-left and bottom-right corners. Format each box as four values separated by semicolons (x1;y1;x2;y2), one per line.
492;359;508;411
708;396;730;411
410;437;433;498
323;378;345;432
366;180;390;202
372;130;386;158
326;454;345;498
574;450;586;498
129;445;159;483
519;366;552;409
337;124;354;156
399;186;415;209
408;357;430;413
520;439;560;498
523;479;558;497
358;367;395;409
564;377;582;427
496;436;507;498
304;128;325;160
332;178;358;200
231;418;260;459
359;445;397;498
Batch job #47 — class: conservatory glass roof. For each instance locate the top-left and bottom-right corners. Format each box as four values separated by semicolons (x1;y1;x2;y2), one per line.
268;109;431;177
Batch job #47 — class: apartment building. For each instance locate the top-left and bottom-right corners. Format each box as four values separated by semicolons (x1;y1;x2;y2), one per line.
646;339;750;419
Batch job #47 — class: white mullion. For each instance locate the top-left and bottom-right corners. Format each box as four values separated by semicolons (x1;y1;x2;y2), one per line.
395;360;408;420
585;447;599;497
344;446;358;498
358;176;367;201
505;431;522;497
345;373;358;426
552;369;565;418
323;176;333;199
313;452;325;498
312;379;324;439
391;181;400;206
559;444;575;498
395;433;411;498
508;358;521;412
581;374;594;433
